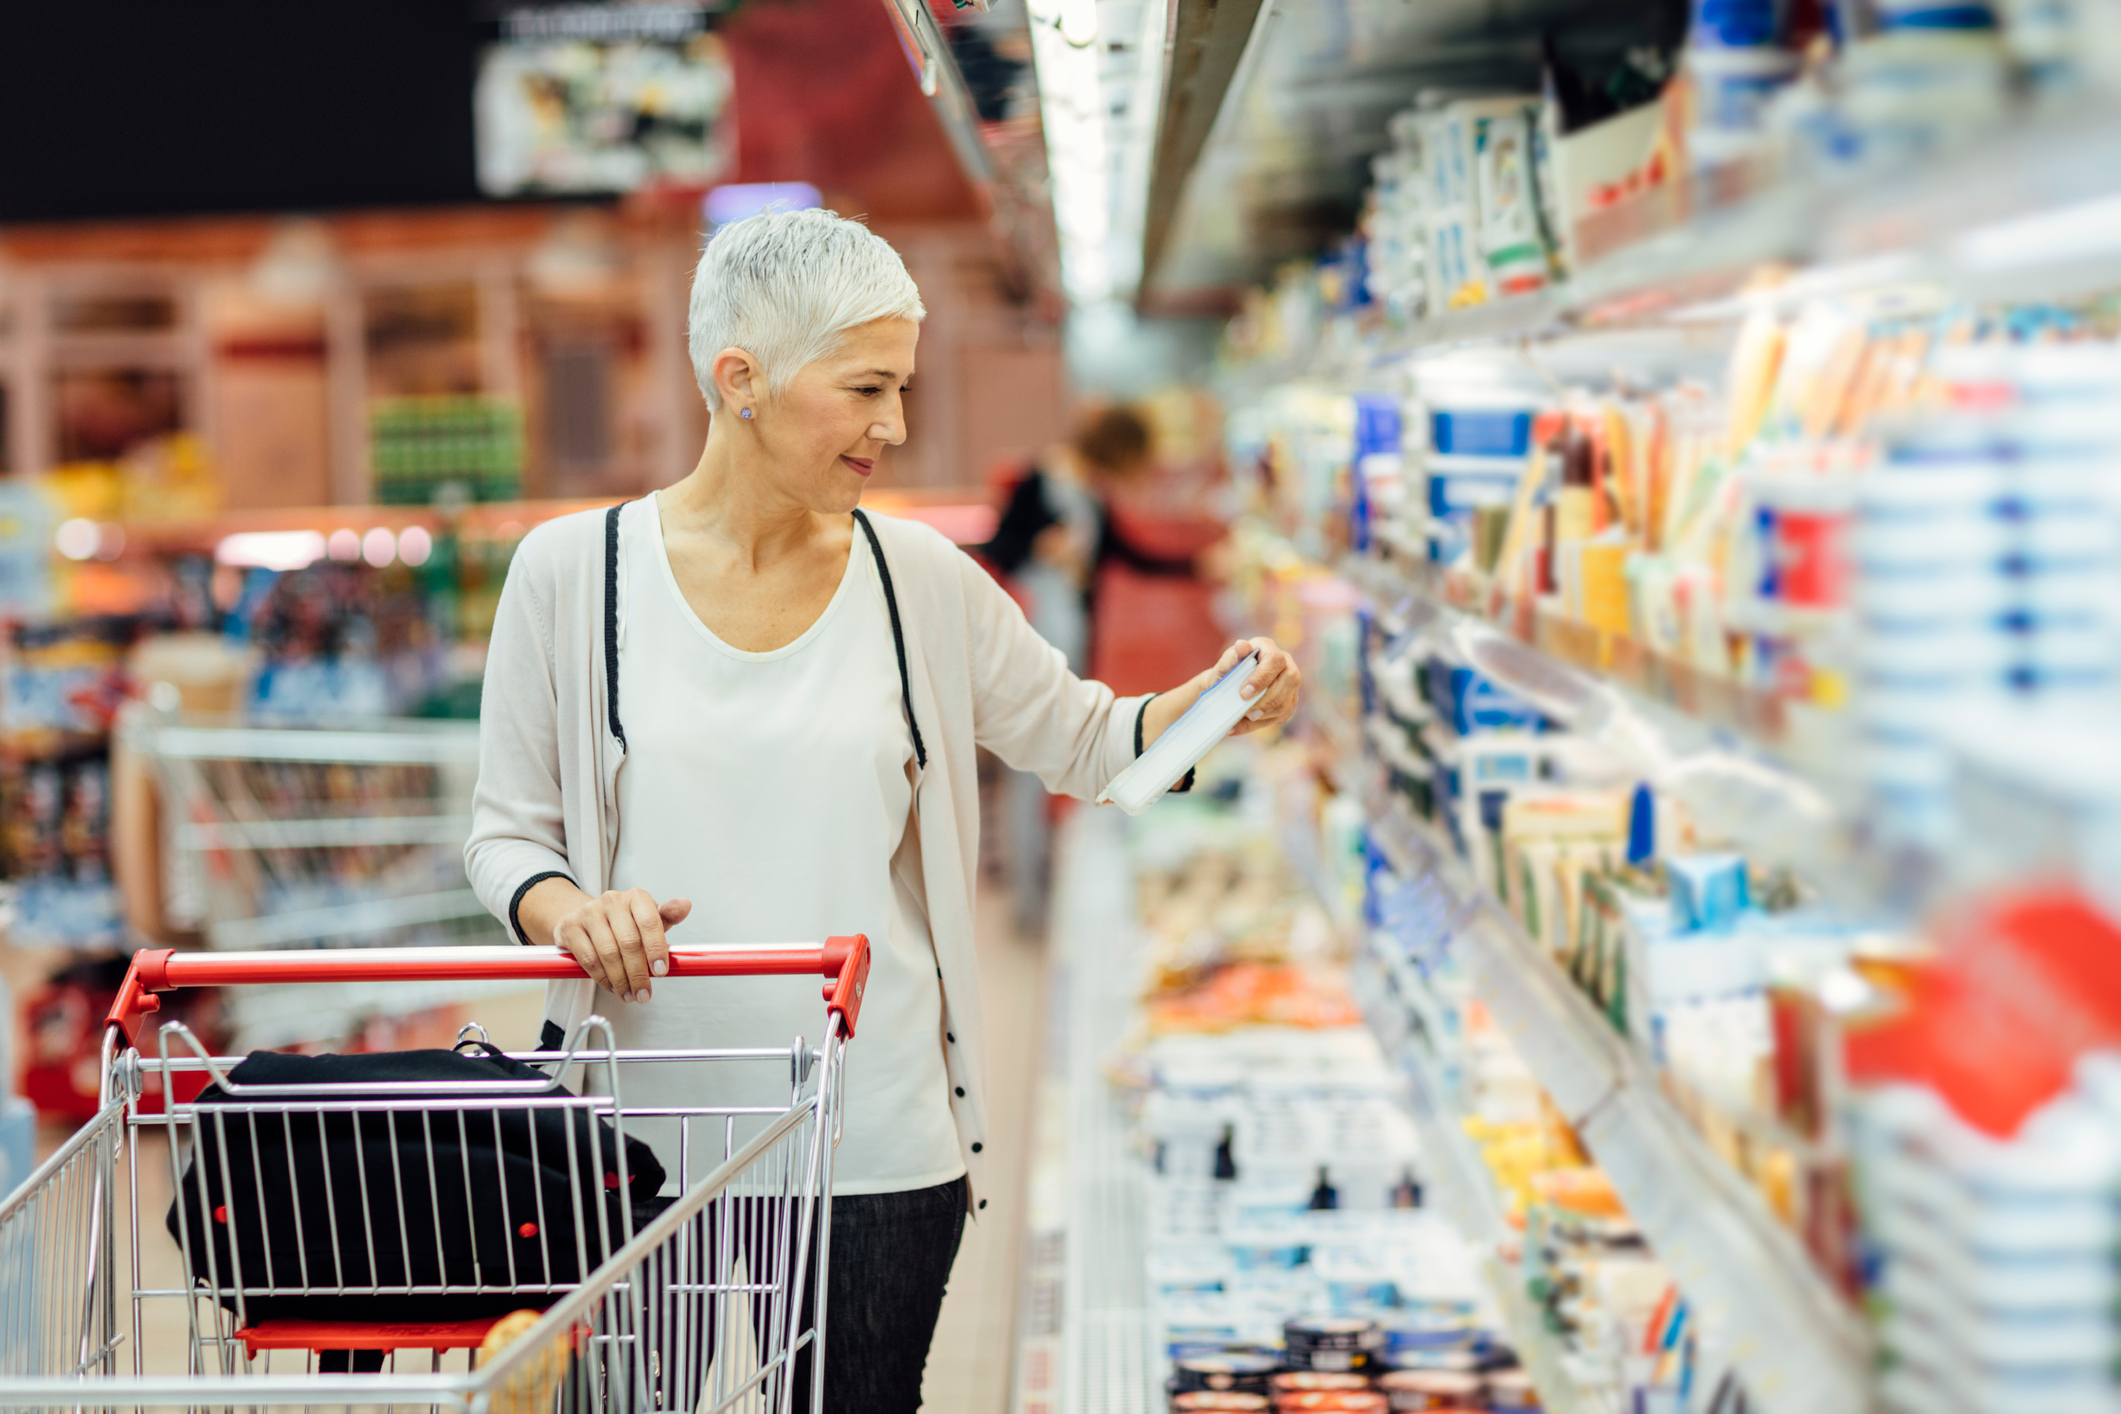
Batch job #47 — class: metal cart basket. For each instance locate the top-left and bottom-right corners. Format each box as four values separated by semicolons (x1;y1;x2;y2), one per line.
0;934;871;1414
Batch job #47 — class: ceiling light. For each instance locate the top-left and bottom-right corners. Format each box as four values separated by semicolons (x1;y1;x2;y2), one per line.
1029;0;1110;303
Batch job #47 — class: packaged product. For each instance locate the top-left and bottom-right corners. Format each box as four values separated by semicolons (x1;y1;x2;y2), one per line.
1375;1367;1487;1409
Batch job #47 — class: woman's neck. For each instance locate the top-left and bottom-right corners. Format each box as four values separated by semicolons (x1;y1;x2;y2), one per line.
661;418;829;572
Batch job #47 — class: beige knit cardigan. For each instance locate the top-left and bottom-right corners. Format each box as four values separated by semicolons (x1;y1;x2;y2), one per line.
465;499;1155;1209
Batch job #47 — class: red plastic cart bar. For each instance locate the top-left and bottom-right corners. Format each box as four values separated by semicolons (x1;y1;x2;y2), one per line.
107;937;872;1046
239;1317;504;1355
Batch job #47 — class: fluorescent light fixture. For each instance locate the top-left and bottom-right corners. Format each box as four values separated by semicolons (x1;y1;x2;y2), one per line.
1105;0;1172;298
1029;0;1109;302
704;182;823;227
217;531;326;571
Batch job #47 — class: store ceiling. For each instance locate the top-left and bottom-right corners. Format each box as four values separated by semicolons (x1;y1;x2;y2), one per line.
1137;0;1687;309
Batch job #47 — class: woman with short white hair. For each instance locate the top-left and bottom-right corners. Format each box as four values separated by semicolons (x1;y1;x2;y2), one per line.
467;207;1299;1409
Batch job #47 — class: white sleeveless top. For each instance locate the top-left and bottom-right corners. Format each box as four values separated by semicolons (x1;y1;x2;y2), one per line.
604;493;964;1196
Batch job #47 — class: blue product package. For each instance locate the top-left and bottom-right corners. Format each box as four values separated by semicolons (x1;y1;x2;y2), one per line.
1626;783;1656;866
1355;394;1403;459
1693;0;1779;45
1430;407;1533;457
1440;665;1542;735
1668;853;1750;933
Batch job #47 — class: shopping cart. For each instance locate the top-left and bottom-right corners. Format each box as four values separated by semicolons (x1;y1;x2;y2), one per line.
0;934;872;1414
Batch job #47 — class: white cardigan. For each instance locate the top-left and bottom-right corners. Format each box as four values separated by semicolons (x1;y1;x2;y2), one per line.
465;499;1155;1209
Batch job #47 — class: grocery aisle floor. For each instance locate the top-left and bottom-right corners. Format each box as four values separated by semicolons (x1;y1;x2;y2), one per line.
922;881;1045;1412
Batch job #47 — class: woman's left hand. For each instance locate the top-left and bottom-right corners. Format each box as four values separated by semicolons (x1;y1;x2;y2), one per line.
1211;636;1301;737
1142;636;1302;749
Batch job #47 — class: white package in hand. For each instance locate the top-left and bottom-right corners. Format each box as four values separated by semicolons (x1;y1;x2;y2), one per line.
1097;653;1259;816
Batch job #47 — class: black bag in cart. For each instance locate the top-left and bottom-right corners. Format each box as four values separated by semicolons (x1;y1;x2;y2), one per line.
166;1043;666;1325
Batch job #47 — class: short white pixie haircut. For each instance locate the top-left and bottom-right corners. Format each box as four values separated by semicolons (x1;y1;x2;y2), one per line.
687;207;926;412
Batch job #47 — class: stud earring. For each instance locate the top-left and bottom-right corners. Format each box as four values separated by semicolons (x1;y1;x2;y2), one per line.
739;408;753;420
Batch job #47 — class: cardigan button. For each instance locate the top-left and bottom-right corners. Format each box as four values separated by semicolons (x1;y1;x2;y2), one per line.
971;1142;982;1154
946;1033;955;1043
978;1199;988;1210
955;1087;965;1097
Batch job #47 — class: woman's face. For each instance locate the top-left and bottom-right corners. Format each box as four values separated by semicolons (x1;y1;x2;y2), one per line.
754;316;919;513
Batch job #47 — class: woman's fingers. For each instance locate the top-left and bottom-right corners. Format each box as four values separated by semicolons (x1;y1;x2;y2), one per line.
600;892;653;1002
1229;639;1301;736
581;905;634;1002
1237;637;1283;698
626;889;671;983
555;893;691;1000
555;918;599;988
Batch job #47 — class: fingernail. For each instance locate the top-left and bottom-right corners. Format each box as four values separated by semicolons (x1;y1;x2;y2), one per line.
1240;685;1257;699
1248;709;1264;721
651;959;667;977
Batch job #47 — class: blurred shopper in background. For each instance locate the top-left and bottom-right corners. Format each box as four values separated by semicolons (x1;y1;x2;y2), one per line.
467;209;1300;1412
981;406;1205;925
982;404;1201;672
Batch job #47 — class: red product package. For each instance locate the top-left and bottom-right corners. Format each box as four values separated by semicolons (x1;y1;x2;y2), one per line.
1845;891;2121;1137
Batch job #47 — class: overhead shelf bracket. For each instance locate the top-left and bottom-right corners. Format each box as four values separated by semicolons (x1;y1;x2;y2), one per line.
1139;0;1272;292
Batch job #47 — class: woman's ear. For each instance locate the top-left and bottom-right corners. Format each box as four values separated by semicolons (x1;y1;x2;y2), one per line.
712;346;763;416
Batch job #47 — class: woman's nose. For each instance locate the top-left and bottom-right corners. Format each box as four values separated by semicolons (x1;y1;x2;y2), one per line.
871;393;908;446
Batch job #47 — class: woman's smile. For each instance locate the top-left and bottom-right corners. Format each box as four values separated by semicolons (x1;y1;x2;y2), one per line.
841;454;876;477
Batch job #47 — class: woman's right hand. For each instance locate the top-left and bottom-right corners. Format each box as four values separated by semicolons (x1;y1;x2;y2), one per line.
550;887;693;1003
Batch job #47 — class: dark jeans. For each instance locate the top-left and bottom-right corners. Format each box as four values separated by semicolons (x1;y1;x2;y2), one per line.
627;1175;966;1412
814;1177;968;1411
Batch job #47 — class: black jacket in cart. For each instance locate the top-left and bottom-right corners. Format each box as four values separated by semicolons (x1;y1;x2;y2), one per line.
166;1044;666;1325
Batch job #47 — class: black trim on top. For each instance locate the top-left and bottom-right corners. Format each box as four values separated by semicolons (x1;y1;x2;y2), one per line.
1134;695;1195;794
853;509;929;771
509;869;576;946
603;503;628;753
602;500;927;769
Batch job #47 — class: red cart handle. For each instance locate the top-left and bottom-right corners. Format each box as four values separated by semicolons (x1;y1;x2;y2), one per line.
107;936;873;1046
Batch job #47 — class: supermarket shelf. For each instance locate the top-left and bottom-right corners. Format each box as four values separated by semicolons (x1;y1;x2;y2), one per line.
1345;545;1831;765
1268;97;2121;370
1356;777;1874;1414
1340;547;1910;912
1349;942;1601;1414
